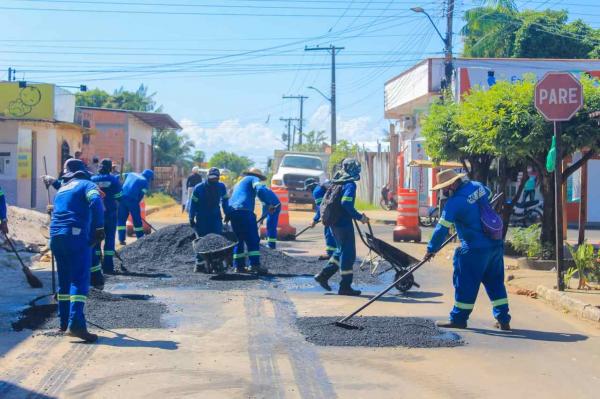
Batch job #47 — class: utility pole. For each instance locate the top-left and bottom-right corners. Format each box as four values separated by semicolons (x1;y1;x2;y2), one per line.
305;45;344;148
282;95;308;145
7;68;16;82
279;117;299;150
445;0;454;88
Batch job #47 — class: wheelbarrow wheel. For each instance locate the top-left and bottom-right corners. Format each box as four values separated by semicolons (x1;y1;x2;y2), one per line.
394;270;414;293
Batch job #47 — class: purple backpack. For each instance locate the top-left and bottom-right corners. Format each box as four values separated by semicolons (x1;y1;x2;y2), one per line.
479;200;504;241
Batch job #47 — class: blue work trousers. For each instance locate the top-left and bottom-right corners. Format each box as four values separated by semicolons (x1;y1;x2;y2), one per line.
265;209;280;249
117;197;144;243
194;212;223;237
324;226;337;257
450;245;511;324
230;210;260;268
92;210;117;274
330;225;356;289
50;234;91;330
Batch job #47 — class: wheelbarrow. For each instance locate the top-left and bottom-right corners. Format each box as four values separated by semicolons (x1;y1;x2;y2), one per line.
192;231;238;274
354;220;420;293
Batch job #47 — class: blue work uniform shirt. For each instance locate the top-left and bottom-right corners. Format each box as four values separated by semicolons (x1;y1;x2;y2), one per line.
0;186;7;221
92;173;122;212
189;181;230;220
260;187;281;218
50;178;104;238
334;181;363;227
121;173;149;203
312;185;327;222
229;176;272;212
427;180;498;253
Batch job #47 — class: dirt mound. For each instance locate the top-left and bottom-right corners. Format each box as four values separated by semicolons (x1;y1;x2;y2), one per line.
0;206;49;253
296;316;464;348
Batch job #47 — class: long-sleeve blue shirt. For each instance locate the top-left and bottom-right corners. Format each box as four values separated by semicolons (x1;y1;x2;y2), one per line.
334;181;363;227
229;175;272;212
92;173;122;212
189;181;230;223
260;187;281;218
121;172;149;203
427;180;498;253
312;185;327;222
0;187;7;221
50;178;104;238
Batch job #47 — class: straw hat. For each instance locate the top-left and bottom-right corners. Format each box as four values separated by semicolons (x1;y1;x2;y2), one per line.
431;169;466;191
244;167;267;181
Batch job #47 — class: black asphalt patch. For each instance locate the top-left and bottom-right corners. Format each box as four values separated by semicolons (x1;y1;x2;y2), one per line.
296;316;463;348
12;289;166;331
113;223;381;289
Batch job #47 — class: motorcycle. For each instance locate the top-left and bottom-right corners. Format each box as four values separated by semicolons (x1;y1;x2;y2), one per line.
419;206;440;227
509;199;543;227
379;185;398;211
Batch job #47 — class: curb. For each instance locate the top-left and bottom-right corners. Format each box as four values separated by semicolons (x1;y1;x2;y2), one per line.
369;218;397;226
145;203;177;216
535;285;600;323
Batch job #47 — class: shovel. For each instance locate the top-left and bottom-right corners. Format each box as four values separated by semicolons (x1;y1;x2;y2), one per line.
335;193;503;329
294;221;318;239
43;156;56;295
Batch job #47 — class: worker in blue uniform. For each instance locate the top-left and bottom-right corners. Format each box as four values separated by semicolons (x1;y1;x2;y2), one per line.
426;169;511;331
91;159;122;275
189;167;231;272
0;186;8;235
314;159;369;296
49;159;104;342
260;187;281;249
117;169;154;245
228;167;274;274
304;178;337;260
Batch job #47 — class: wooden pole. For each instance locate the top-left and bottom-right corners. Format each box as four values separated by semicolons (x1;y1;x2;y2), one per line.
578;158;588;245
554;122;565;291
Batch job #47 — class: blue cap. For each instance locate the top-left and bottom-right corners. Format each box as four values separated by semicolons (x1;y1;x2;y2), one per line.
142;169;154;180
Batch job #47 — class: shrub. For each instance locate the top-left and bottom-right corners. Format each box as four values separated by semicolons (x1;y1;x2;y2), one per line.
508;224;542;258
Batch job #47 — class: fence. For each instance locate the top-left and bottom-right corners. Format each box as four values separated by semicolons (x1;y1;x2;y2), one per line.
354;149;391;206
153;165;184;198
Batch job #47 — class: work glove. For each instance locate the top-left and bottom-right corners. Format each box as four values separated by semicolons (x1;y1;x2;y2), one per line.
360;214;370;224
46;204;54;215
223;214;230;224
310;219;319;228
90;228;106;247
42;175;56;188
189;219;196;228
268;205;277;215
424;252;435;262
0;220;8;235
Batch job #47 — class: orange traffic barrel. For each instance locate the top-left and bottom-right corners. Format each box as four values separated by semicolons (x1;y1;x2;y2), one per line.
126;200;152;236
260;186;297;240
393;188;421;242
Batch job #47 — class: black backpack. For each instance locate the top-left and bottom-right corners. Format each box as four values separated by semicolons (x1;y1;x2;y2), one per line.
320;183;344;227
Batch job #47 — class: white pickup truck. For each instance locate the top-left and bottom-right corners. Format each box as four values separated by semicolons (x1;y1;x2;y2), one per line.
271;153;328;204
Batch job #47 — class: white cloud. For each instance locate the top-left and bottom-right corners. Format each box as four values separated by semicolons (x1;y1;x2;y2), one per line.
180;118;285;168
180;108;387;167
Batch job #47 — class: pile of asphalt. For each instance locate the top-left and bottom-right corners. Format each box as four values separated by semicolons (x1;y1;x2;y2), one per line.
113;224;381;289
296;316;463;348
193;233;235;252
12;288;166;331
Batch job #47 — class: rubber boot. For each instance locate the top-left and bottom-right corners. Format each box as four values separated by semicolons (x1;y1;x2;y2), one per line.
90;271;104;291
435;320;467;329
58;298;70;332
314;264;338;291
68;324;98;343
494;321;511;331
250;264;268;275
318;254;330;260
338;286;361;296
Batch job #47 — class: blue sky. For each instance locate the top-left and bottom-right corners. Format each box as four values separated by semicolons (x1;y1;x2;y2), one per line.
1;0;598;167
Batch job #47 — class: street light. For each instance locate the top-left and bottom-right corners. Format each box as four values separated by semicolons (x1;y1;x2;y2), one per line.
411;5;453;88
307;86;331;102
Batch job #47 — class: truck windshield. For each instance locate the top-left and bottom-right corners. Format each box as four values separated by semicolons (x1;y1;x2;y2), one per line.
281;156;323;170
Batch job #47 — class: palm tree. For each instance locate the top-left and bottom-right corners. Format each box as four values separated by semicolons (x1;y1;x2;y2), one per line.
153;129;195;168
461;1;519;58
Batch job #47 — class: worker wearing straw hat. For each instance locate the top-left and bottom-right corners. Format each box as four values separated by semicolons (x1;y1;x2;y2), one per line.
426;169;511;331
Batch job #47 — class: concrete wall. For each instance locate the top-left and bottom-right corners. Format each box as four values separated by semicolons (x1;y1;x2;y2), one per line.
0;121;19;206
127;115;152;171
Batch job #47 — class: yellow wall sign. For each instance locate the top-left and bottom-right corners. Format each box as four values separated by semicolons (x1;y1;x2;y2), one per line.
0;82;54;120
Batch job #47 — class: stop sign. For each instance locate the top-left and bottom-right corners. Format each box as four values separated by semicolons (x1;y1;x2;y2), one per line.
535;72;583;121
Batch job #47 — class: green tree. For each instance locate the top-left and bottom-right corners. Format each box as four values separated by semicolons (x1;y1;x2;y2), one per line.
76;84;160;111
153;129;195;168
192;150;206;164
462;6;599;59
209;151;254;176
422;77;600;257
293;130;326;152
328;140;359;175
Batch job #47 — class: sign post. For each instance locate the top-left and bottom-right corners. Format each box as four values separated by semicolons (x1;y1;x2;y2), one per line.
534;72;583;291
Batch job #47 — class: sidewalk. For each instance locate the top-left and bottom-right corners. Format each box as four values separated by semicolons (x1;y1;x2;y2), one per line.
288;208;398;226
